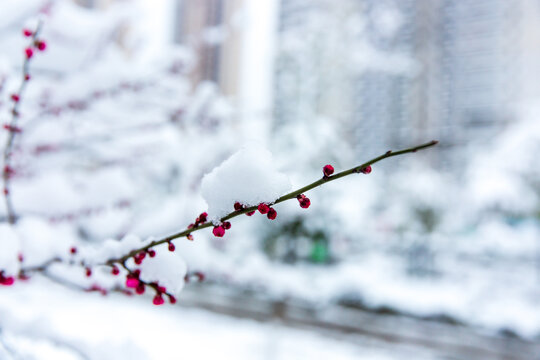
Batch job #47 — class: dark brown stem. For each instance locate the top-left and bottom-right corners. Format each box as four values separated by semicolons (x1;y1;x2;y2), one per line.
105;140;438;266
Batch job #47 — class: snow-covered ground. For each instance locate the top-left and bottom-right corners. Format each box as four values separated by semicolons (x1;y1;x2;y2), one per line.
0;278;439;360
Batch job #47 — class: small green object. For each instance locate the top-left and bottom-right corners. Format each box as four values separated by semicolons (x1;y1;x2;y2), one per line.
310;241;328;263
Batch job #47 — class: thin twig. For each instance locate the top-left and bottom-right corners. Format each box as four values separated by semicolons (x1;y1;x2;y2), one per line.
2;20;44;224
105;140;438;266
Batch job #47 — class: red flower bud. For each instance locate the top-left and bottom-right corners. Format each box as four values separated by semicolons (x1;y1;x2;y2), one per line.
257;203;270;214
299;197;311;209
246;210;255;216
213;226;225;237
323;164;334;177
153;294;165;305
25;47;33;59
111;266;120;275
168;242;175;252
10;94;20;102
168;295;177;304
361;165;372;174
23;29;33;37
0;276;14;286
267;208;277;220
234;202;243;211
126;277;139;288
135;283;145;295
36;40;46;51
148;249;156;258
198;212;208;223
222;221;231;230
85;267;92;277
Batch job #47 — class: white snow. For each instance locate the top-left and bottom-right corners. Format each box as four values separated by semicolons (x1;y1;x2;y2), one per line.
201;146;291;222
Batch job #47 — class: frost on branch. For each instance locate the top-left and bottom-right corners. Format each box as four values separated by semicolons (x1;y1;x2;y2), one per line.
201;147;291;222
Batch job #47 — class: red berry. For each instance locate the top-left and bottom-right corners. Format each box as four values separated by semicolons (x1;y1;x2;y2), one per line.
85;267;92;277
168;242;175;252
23;29;33;37
213;226;225;237
153;294;165;305
25;47;33;59
111;266;120;275
24;74;31;81
246;211;255;216
222;221;231;230
187;234;194;241
234;202;243;211
267;208;277;220
36;40;46;51
257;203;270;214
70;247;77;255
323;164;334;177
148;249;156;258
299;197;311;209
126;277;139;288
361;165;372;174
10;94;20;102
168;295;177;304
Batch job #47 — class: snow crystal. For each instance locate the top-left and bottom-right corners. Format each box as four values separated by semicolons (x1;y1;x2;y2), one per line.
201;146;291;221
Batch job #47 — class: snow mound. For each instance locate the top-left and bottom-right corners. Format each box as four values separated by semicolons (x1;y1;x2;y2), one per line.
201;147;291;221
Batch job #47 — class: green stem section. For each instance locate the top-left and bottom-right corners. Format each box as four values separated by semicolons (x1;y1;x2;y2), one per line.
105;140;438;265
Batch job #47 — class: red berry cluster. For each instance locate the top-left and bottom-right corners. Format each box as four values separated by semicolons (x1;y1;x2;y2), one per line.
297;194;311;208
0;271;14;286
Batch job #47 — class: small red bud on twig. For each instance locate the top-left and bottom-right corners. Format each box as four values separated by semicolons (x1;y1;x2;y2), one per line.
267;208;277;220
323;164;334;177
257;203;270;214
361;165;372;174
25;47;34;59
35;40;46;51
213;226;225;237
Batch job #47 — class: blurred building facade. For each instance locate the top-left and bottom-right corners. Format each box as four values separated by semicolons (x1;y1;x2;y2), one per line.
173;0;244;97
274;0;540;167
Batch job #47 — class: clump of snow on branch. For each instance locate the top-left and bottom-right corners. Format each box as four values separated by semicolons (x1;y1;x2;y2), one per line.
128;250;187;295
201;147;291;221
